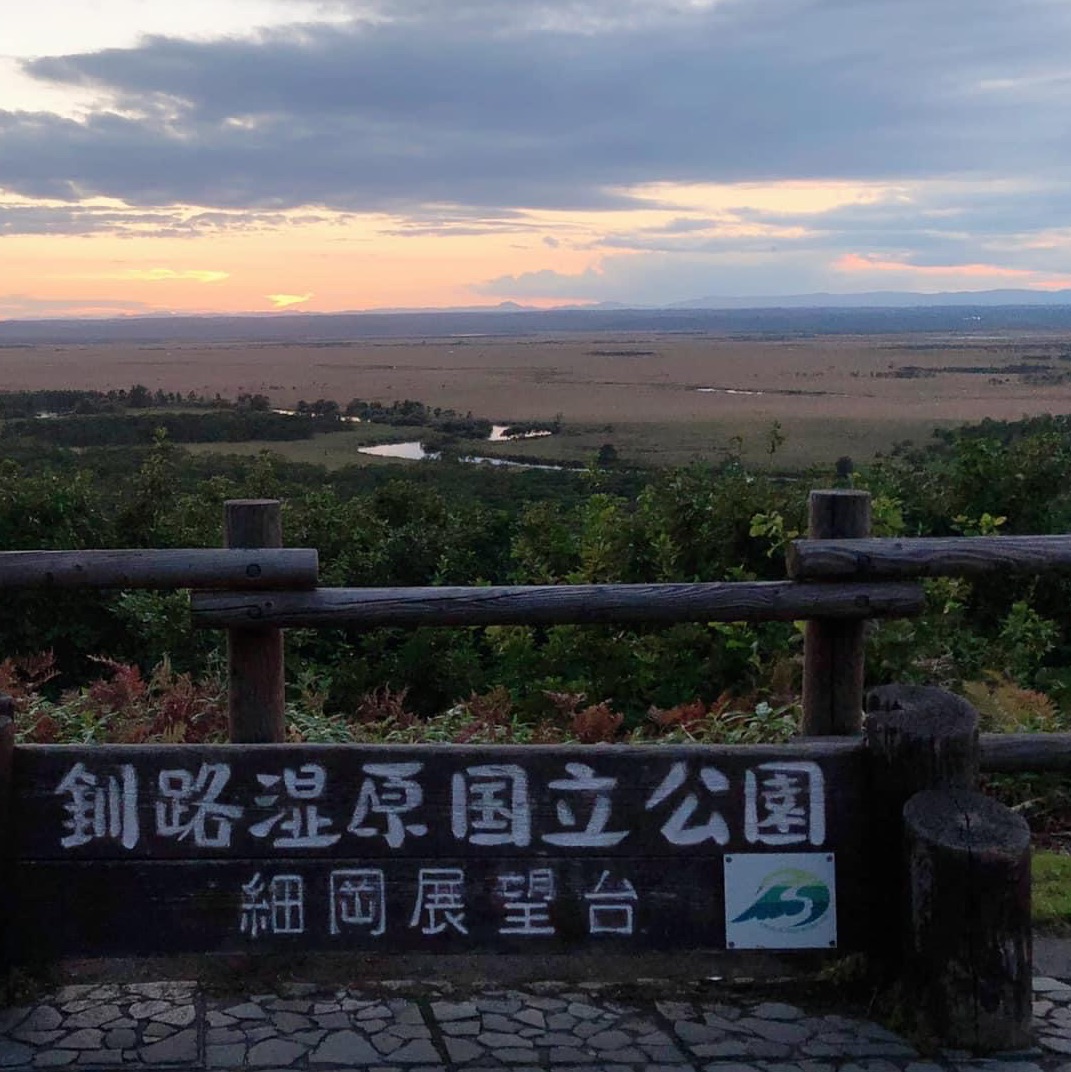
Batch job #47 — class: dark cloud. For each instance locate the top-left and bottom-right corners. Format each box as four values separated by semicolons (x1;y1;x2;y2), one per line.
734;188;1071;243
375;202;539;236
3;0;1070;219
0;204;330;237
381;222;544;237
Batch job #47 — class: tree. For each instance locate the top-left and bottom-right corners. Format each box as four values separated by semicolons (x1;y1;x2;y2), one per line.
596;443;618;468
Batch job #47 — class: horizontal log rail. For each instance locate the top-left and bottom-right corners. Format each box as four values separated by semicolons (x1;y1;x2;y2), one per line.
979;732;1071;773
191;580;926;629
0;548;319;590
788;534;1071;580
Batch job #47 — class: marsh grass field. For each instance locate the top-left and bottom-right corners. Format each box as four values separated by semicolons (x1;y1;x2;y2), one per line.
9;328;1071;469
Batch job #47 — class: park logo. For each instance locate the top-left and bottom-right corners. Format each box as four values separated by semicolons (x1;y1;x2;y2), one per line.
723;853;837;950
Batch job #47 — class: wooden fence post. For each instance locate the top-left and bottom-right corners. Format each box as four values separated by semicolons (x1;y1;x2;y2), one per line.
225;500;286;743
801;489;871;735
903;788;1032;1052
0;695;13;970
863;684;982;975
0;695;12;857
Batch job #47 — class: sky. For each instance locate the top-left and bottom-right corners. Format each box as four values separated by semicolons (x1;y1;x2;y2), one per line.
4;0;1071;317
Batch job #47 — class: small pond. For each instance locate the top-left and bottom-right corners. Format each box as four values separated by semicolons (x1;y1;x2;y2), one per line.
357;441;572;470
489;425;554;442
357;441;439;460
696;388;765;396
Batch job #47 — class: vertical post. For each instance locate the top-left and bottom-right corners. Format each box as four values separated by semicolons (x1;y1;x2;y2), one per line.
225;500;286;743
864;685;980;978
903;788;1032;1052
0;695;13;970
801;489;871;735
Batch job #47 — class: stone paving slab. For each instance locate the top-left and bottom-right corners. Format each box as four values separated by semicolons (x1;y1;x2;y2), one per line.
1;977;1070;1071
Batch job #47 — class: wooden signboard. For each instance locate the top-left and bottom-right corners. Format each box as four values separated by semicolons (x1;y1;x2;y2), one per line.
4;741;866;960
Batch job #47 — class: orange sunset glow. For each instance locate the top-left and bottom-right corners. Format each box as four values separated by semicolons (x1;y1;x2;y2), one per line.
2;1;1071;316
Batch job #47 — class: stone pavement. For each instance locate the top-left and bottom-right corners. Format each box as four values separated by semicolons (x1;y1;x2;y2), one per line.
2;971;1071;1072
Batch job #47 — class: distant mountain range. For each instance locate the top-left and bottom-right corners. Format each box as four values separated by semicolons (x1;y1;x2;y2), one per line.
5;291;1071;343
329;290;1071;314
667;289;1071;309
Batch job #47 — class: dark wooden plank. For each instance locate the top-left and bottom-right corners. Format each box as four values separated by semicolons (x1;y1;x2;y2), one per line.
12;741;865;863
5;852;862;959
225;500;286;743
788;534;1071;580
801;490;871;736
0;548;318;589
980;732;1071;773
190;581;925;629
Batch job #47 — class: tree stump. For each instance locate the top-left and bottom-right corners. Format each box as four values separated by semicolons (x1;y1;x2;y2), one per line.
904;788;1032;1053
864;684;980;975
866;684;980;796
0;696;13;969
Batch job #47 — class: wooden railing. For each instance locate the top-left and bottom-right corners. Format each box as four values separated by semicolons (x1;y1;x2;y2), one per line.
3;488;1068;1050
3;491;1071;768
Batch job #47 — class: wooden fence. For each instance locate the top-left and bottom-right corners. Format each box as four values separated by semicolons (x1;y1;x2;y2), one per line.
1;488;1069;1049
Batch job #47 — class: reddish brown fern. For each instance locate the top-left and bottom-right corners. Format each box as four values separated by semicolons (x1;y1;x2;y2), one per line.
572;701;623;743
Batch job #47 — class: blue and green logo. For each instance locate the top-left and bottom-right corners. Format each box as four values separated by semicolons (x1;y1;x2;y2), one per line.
731;867;832;932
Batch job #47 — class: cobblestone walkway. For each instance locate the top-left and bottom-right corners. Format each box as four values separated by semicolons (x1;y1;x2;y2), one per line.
1;976;1070;1071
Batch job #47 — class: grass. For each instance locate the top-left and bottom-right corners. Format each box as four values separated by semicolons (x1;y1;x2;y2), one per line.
472;416;962;471
1034;850;1071;933
182;414;959;473
182;422;416;469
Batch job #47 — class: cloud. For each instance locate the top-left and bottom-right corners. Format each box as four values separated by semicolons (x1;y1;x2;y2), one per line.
105;268;230;282
832;253;1071;289
3;0;1071;302
564;178;1071;293
0;202;337;238
267;292;313;307
3;0;1070;219
381;219;541;238
479;232;1071;304
479;251;838;304
0;294;163;317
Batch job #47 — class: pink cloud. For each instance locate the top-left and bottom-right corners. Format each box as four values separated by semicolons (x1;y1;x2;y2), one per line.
833;253;1071;290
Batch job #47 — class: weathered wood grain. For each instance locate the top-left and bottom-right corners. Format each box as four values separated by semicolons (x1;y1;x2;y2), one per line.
3;853;862;960
6;738;867;961
904;788;1032;1052
0;548;318;589
225;500;286;743
863;685;980;977
190;581;925;629
0;698;12;855
802;490;872;736
14;740;865;861
866;685;981;795
980;732;1071;772
788;534;1071;580
0;699;11;974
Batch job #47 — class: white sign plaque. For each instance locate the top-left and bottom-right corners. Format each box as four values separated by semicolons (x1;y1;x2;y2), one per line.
724;852;837;950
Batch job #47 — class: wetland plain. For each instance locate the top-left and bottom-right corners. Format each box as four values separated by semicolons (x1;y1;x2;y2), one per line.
5;329;1071;469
